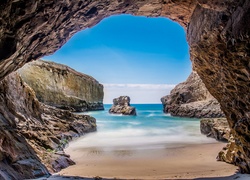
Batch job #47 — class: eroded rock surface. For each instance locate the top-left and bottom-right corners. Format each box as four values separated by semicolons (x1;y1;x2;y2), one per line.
200;118;238;166
200;118;231;142
0;72;96;179
217;136;238;165
0;0;250;175
188;1;250;173
18;60;104;112
109;96;136;116
161;71;224;118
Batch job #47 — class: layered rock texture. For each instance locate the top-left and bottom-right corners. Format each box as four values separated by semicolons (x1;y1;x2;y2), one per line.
0;72;96;179
109;96;136;116
217;135;238;165
0;0;250;175
161;71;225;118
200;118;237;167
200;118;231;142
18;60;104;112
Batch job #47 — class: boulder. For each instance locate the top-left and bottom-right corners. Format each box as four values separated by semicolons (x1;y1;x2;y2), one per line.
200;118;240;164
217;136;238;166
161;71;225;118
18;60;104;112
200;118;238;166
109;96;136;116
200;118;231;142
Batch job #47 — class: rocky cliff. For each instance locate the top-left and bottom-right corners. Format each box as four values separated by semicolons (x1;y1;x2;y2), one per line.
18;60;104;112
109;96;136;116
0;0;250;175
161;71;225;118
0;72;96;179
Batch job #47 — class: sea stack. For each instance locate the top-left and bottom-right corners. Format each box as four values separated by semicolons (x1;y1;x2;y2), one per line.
109;96;136;116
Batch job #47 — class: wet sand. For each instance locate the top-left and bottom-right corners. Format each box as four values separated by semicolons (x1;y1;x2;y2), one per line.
57;142;242;179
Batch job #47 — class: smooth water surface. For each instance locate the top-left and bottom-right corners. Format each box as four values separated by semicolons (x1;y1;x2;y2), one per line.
70;104;216;151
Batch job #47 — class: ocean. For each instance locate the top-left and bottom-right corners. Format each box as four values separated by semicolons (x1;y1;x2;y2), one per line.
70;104;216;152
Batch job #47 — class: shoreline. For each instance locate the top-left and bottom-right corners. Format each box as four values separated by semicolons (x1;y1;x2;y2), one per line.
55;142;244;179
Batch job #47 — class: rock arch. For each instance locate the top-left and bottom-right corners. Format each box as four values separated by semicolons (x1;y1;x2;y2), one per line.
0;0;250;175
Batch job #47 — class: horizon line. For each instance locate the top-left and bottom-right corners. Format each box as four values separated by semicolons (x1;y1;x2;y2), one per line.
103;103;163;105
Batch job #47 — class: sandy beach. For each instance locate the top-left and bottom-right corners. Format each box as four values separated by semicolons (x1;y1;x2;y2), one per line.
56;142;242;179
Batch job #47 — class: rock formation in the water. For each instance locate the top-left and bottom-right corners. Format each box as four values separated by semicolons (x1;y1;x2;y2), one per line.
161;71;225;118
18;60;104;112
0;72;96;179
0;0;250;175
109;96;136;116
200;118;231;142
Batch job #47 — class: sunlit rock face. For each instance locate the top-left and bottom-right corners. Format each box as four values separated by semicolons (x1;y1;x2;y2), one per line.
0;72;96;179
0;0;250;176
161;71;225;118
18;60;104;112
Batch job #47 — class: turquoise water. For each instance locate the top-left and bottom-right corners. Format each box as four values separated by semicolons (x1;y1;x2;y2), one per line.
72;104;216;151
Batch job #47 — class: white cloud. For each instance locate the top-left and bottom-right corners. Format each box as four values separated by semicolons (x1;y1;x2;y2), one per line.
103;83;176;104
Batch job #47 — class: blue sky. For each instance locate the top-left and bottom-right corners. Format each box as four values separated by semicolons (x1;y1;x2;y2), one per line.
44;14;191;103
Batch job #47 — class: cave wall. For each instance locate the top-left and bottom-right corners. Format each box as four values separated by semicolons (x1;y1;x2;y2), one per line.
0;0;250;174
188;0;250;172
0;72;50;179
0;72;97;179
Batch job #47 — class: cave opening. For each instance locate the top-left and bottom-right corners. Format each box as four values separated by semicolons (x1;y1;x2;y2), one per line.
1;1;250;179
43;14;191;104
28;15;230;178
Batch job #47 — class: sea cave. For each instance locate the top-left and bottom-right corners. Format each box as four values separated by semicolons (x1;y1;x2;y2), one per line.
0;0;250;179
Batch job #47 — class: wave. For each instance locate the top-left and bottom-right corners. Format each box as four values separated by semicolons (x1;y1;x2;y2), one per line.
138;110;162;113
145;113;165;117
128;121;141;125
68;126;216;151
109;113;124;116
70;105;213;152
